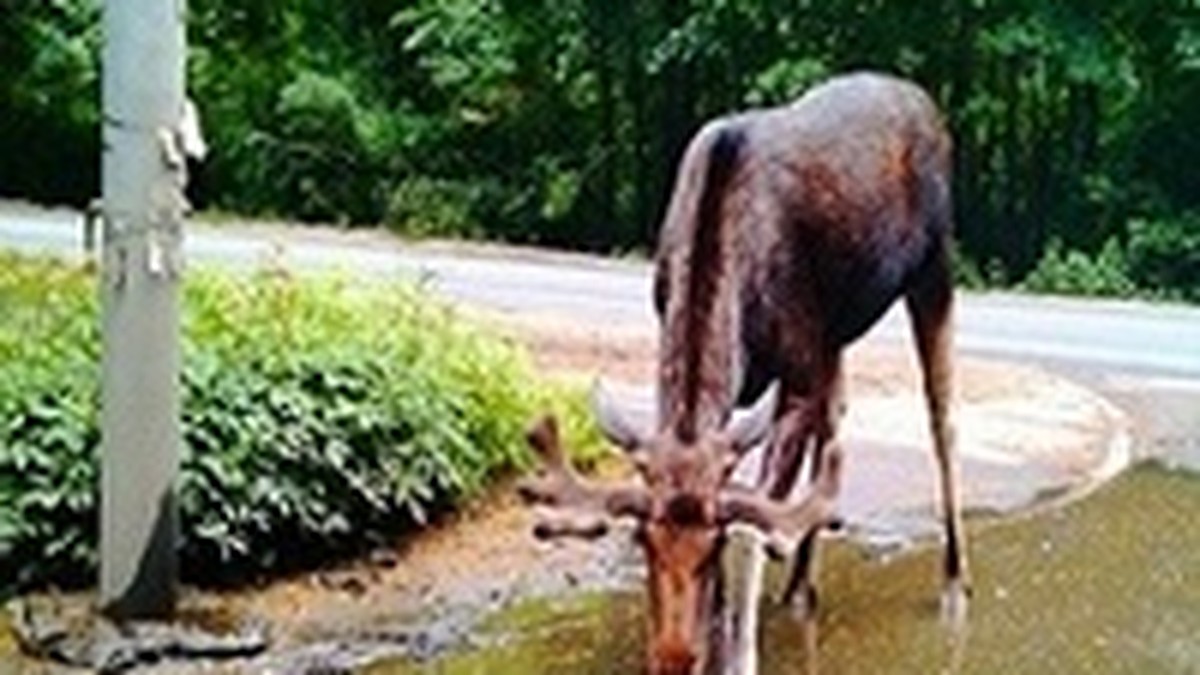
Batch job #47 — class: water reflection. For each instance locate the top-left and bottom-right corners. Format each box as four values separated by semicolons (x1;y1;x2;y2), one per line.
798;618;819;675
939;580;970;675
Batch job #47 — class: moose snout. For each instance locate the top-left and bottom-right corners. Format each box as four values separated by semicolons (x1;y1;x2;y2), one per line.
651;637;697;675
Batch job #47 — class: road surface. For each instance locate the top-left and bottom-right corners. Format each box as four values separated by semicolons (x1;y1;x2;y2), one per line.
3;201;1198;384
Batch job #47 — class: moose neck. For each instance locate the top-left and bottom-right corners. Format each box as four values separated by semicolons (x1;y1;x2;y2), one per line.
657;124;746;443
659;273;742;443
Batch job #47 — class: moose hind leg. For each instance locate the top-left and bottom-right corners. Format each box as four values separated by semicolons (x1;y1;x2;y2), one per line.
905;246;970;614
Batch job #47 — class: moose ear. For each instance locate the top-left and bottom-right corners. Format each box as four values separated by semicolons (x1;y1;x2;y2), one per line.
591;379;650;452
724;381;779;454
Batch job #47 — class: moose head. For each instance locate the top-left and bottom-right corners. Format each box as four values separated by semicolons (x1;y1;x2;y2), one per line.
519;384;840;675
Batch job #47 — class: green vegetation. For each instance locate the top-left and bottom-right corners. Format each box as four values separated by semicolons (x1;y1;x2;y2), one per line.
1018;214;1200;300
1;1;1198;298
0;252;601;594
1020;238;1136;298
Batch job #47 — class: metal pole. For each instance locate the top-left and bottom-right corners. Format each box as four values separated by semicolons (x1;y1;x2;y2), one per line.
100;0;187;619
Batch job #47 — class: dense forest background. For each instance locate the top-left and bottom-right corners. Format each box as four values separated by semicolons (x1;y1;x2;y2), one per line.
1;0;1197;297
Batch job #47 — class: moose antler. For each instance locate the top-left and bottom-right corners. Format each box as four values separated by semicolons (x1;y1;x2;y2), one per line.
718;442;844;556
530;515;610;541
720;381;781;462
517;414;650;539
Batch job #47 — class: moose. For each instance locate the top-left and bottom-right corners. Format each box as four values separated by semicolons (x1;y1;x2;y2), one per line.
520;72;968;675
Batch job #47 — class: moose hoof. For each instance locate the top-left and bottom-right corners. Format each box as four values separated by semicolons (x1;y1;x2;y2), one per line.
784;583;820;621
939;579;970;628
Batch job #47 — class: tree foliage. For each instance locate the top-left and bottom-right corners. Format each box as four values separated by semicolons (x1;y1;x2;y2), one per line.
1;0;1198;296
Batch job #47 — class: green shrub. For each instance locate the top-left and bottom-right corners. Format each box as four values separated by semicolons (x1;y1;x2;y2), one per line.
1127;213;1200;302
384;176;483;239
949;244;986;290
0;253;601;593
239;70;386;225
1019;237;1136;298
0;255;100;590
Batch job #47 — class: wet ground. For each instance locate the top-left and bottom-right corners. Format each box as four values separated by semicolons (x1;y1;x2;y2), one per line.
373;460;1200;675
363;353;1200;675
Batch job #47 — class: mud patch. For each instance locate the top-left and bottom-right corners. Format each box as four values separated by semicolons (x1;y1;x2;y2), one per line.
5;594;267;673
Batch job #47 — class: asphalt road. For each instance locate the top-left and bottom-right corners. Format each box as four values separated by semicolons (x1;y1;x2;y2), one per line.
4;201;1198;386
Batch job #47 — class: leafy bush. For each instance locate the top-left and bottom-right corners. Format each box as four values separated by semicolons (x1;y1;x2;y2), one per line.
1127;213;1200;302
0;255;100;590
384;177;483;239
246;70;384;224
0;0;101;204
949;244;986;290
0;253;601;593
1018;237;1136;298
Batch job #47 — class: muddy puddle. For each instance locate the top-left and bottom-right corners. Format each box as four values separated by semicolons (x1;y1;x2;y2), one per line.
371;457;1200;674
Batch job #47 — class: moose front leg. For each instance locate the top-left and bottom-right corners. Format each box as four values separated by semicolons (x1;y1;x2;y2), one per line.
766;361;846;618
722;524;768;675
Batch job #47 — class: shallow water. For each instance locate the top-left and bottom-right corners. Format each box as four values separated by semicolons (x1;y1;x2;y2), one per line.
372;460;1200;674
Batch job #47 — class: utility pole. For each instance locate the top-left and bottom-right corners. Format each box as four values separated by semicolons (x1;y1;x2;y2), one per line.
99;0;187;618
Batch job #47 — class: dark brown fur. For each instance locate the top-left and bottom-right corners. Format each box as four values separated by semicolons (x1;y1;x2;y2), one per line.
645;72;968;671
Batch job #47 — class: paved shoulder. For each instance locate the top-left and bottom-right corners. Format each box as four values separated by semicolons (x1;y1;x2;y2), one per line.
839;347;1130;543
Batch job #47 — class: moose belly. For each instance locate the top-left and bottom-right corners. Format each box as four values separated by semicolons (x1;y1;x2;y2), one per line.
824;270;903;345
818;229;928;346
